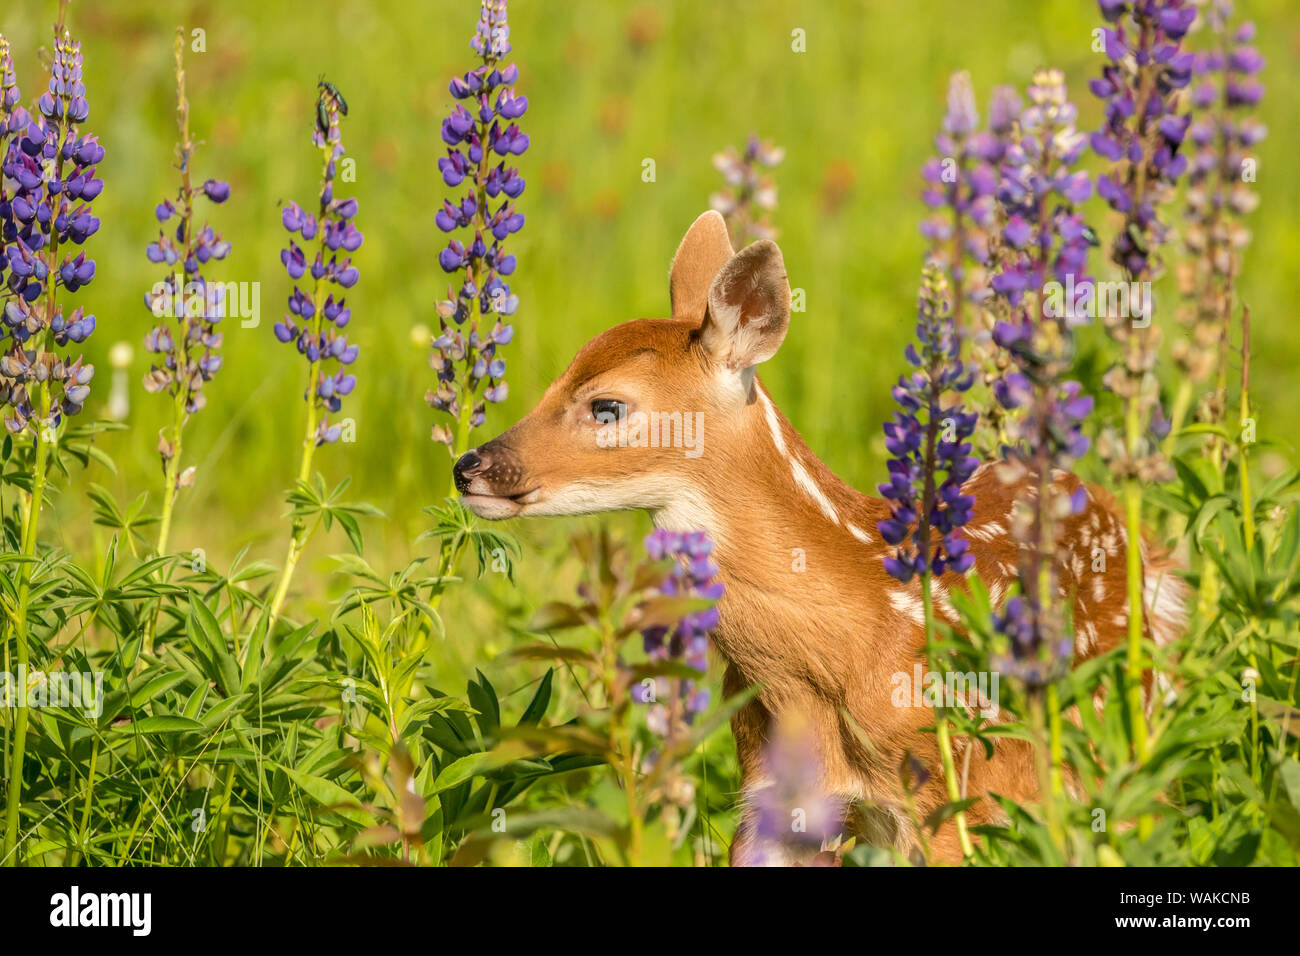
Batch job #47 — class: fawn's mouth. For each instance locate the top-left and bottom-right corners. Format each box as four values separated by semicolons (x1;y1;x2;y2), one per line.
461;487;539;519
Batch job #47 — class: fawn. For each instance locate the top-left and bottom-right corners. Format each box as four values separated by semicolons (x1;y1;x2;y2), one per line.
454;211;1189;865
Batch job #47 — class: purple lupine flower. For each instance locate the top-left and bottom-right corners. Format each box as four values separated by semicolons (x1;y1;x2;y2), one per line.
1090;0;1191;484
1090;0;1194;279
991;596;1075;687
0;34;27;421
1174;1;1265;413
274;81;363;446
987;71;1097;686
745;715;844;866
878;264;979;584
427;0;525;452
990;69;1095;462
709;133;784;248
0;35;19;332
920;74;1024;453
142;47;231;426
0;30;104;432
633;529;725;736
920;73;1021;326
992;70;1094;319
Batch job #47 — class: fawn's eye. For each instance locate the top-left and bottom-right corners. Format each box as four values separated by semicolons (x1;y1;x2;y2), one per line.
591;398;627;423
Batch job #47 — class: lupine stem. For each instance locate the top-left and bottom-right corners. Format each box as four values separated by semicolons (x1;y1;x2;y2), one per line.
921;571;973;859
1030;388;1065;799
1238;306;1254;549
1120;332;1148;758
1123;478;1148;761
425;399;477;616
1120;32;1154;762
67;736;100;867
447;376;476;499
154;32;195;567
267;132;337;626
2;111;69;853
2;383;52;867
1197;337;1229;618
142;401;184;655
1238;307;1261;793
1046;682;1065;797
597;607;641;865
1028;690;1066;857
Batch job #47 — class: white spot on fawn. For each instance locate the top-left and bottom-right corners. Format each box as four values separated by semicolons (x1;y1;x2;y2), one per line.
1144;566;1188;648
967;521;1006;542
888;589;925;628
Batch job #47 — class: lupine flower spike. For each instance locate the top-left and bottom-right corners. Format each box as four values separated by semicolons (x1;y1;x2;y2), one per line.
143;28;232;566
0;33;19;411
0;22;104;867
920;72;1022;449
428;0;526;478
635;530;724;733
1170;0;1264;446
273;80;363;453
878;265;979;584
1090;0;1193;484
877;263;978;857
0;30;103;435
632;529;724;818
988;70;1095;686
266;80;363;624
709;133;784;249
1089;0;1194;763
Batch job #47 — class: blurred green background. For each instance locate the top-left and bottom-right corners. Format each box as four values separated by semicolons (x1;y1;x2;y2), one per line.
2;0;1297;682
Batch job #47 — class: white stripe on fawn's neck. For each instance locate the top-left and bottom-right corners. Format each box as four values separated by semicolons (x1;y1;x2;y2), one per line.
757;388;841;527
846;523;872;544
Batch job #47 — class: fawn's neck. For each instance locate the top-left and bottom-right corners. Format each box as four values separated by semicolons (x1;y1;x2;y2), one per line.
651;384;900;677
653;381;886;549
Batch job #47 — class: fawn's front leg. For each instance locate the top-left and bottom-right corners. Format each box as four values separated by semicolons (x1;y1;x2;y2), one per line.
724;666;852;866
723;664;777;866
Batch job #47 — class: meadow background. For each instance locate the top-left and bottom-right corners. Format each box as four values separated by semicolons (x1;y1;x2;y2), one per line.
0;0;1297;863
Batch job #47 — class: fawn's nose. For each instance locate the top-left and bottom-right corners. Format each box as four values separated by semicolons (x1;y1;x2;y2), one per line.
453;450;483;493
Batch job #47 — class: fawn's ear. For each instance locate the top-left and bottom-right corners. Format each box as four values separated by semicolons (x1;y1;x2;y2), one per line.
669;210;736;321
699;239;791;372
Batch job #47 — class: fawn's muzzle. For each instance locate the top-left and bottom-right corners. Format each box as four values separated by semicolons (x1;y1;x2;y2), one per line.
452;450;483;494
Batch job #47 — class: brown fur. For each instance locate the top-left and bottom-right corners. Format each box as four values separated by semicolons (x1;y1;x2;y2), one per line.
456;212;1190;865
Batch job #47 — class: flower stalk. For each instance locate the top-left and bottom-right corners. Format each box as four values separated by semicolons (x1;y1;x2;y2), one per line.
267;81;362;624
141;29;231;651
878;264;979;858
1;17;105;865
1090;0;1195;763
429;0;526;474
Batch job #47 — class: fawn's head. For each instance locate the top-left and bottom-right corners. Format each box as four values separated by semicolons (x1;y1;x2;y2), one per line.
455;210;792;521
